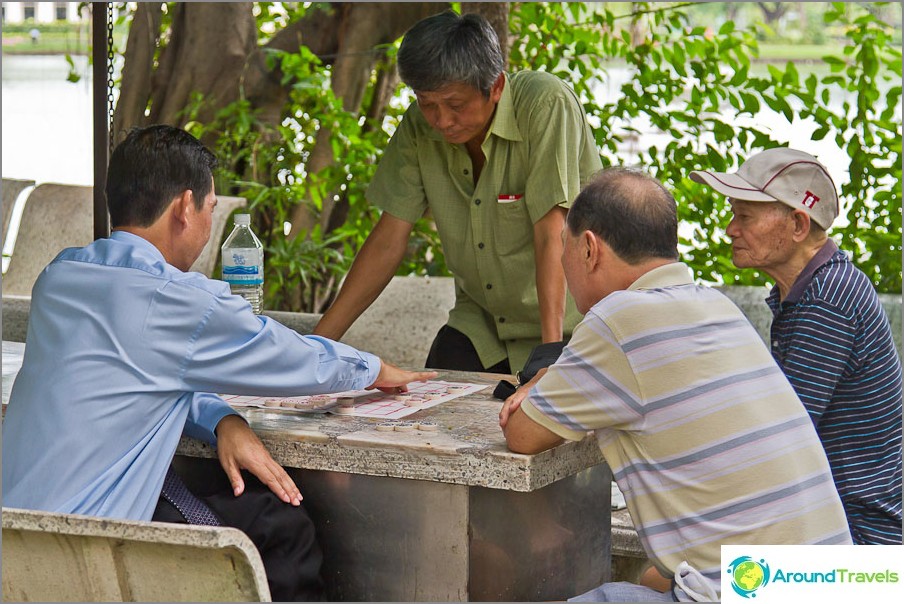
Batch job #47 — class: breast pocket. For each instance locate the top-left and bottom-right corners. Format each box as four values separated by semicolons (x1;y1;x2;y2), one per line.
494;195;532;257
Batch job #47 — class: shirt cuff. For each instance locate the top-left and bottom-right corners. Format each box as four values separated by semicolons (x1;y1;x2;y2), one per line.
184;393;241;445
520;398;588;442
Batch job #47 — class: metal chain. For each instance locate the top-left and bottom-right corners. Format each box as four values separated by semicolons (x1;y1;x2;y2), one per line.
106;2;115;156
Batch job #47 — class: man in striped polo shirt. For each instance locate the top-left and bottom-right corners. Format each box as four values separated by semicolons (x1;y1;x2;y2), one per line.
500;168;851;602
691;148;903;545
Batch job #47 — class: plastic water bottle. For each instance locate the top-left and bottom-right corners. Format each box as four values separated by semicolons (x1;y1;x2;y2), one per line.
221;214;264;314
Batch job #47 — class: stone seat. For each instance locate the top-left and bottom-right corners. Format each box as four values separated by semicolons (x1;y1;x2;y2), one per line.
610;508;650;582
2;183;94;296
1;507;271;602
263;275;455;368
0;181;245;298
1;178;34;242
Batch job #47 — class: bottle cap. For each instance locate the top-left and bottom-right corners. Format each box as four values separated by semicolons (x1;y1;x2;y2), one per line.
234;214;251;225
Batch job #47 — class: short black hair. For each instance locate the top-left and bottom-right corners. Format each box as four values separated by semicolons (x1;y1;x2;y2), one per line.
567;168;679;264
105;125;218;228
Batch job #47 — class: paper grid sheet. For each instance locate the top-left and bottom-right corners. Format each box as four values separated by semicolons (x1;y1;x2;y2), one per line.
220;380;487;420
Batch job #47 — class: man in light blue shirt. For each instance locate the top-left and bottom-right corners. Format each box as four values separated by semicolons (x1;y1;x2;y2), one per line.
2;125;435;601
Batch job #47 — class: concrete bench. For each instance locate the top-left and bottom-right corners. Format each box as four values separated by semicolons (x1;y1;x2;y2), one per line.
264;275;455;368
1;507;270;602
0;182;244;297
2;183;94;296
4;280;901;364
2;178;34;243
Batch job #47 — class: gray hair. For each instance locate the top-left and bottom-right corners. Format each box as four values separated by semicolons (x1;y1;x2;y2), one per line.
397;11;504;97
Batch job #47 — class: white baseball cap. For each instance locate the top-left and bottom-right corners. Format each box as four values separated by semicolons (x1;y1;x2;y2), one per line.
690;148;839;229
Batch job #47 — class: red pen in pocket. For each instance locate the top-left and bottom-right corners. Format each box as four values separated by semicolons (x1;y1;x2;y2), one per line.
498;194;523;203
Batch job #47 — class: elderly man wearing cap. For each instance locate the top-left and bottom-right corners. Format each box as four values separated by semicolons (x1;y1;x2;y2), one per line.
691;148;903;545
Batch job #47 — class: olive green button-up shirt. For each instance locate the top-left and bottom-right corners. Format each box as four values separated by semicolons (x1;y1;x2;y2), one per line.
368;71;602;371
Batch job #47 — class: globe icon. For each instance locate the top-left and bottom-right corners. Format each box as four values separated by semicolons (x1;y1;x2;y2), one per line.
727;556;770;598
733;560;765;591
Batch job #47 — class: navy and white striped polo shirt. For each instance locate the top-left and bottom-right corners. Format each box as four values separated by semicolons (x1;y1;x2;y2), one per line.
767;239;903;545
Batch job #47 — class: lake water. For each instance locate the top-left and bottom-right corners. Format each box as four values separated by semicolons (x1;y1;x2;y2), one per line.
2;54;95;186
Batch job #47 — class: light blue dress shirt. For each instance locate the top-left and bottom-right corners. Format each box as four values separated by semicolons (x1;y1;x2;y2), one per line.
2;231;380;521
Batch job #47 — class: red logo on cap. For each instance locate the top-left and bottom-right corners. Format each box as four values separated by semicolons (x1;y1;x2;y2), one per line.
801;190;820;209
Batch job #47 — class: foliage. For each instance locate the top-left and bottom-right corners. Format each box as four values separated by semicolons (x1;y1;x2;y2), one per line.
131;1;900;311
806;2;902;292
507;1;901;291
185;40;375;310
178;5;450;311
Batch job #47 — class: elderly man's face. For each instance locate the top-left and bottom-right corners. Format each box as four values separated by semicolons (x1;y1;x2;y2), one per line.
726;199;796;272
415;75;504;146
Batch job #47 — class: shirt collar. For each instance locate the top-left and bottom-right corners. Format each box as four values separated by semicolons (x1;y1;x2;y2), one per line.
110;230;167;263
486;74;523;143
777;239;839;304
627;262;694;291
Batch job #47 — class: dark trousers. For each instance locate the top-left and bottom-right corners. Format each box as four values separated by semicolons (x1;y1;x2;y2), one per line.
425;324;512;374
153;470;324;602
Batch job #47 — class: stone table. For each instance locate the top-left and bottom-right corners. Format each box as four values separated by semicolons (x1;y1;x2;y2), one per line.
2;342;611;601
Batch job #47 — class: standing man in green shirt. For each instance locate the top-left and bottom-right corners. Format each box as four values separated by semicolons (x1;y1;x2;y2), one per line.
314;10;602;373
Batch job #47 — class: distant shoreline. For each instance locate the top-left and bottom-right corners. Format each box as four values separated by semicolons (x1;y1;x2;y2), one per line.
1;48;835;64
2;50;88;56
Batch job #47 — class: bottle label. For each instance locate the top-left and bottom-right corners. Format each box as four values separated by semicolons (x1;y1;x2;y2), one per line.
222;248;263;285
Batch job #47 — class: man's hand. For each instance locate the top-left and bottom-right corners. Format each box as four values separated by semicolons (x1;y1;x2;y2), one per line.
215;415;302;505
498;367;562;454
368;360;438;394
499;368;547;429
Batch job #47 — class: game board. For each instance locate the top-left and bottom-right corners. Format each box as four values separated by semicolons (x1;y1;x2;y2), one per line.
220;380;488;420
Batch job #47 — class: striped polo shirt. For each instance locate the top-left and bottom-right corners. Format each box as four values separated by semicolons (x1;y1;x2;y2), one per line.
767;239;903;545
521;262;851;598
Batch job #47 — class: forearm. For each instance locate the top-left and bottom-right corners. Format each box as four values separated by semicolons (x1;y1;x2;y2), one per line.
183;302;382;396
533;208;568;342
503;407;563;454
314;214;412;339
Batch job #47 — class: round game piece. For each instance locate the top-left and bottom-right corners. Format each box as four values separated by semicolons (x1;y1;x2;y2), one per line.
281;400;297;408
423;393;443;400
404;399;423;407
376;422;397;432
334;405;356;415
294;401;311;409
417;421;438;431
446;385;467;392
337;396;356;407
264;399;282;408
394;422;415;432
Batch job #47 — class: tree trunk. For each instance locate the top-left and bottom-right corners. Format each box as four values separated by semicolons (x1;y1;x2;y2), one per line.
150;3;258;127
113;2;162;145
756;2;788;25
